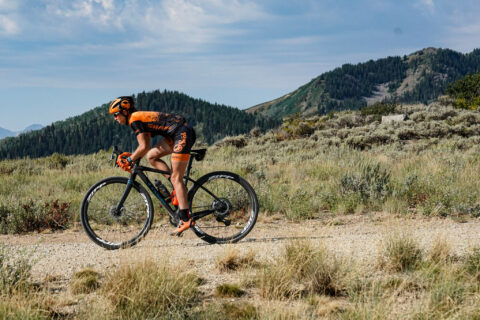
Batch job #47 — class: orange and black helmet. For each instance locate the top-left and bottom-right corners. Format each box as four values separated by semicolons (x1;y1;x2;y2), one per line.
109;96;135;114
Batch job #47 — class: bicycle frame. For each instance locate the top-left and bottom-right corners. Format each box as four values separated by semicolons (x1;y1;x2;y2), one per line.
115;150;220;222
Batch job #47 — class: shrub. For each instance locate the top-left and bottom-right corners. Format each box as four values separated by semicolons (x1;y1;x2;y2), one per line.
47;153;70;169
360;102;397;121
446;73;480;110
340;162;391;206
1;200;71;234
215;136;248;148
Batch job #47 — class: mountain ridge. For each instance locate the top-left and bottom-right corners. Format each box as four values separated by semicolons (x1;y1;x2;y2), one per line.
247;47;480;119
0;90;279;160
0;124;44;139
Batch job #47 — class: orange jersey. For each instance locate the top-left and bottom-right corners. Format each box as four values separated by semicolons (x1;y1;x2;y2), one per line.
128;111;185;137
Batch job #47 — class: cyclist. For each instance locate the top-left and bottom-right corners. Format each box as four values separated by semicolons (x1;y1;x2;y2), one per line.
108;96;196;235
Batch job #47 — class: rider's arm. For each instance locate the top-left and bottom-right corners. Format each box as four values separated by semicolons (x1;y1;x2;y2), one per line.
130;133;151;162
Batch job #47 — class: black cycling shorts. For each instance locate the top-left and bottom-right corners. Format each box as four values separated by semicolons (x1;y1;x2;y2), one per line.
169;123;196;162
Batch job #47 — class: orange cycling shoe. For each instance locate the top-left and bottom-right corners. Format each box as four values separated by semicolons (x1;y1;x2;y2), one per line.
170;218;194;236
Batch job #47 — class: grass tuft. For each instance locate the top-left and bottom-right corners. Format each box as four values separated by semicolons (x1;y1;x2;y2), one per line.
215;283;245;297
70;268;100;295
258;240;347;300
101;259;199;319
379;233;423;272
216;248;258;272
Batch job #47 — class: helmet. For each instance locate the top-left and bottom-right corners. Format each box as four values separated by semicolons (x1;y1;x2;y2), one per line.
109;96;135;114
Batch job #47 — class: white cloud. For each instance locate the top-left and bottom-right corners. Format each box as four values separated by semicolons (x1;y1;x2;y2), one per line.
141;0;268;47
0;14;19;35
415;0;435;13
46;0;120;28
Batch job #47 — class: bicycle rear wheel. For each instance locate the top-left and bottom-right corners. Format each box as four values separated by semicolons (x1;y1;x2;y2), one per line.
189;171;258;244
80;177;154;250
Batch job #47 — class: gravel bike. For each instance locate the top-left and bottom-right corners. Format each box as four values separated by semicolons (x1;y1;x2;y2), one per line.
80;146;259;250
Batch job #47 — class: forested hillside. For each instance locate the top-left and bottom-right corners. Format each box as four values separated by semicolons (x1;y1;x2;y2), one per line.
248;48;480;119
0;90;279;159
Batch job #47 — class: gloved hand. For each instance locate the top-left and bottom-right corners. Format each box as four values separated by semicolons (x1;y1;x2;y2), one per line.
117;152;133;172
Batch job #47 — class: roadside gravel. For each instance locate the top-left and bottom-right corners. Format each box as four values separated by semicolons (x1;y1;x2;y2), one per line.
2;214;480;284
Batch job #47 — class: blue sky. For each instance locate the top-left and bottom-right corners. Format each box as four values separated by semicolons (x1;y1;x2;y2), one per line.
1;0;479;131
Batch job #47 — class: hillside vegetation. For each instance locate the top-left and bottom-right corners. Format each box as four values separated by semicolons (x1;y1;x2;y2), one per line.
2;99;480;234
248;47;480;119
0;90;279;160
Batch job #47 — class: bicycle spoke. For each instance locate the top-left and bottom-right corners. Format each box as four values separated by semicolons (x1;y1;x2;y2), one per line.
82;178;152;249
190;172;257;243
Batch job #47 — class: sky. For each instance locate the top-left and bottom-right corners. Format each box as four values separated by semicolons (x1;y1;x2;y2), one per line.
1;0;480;131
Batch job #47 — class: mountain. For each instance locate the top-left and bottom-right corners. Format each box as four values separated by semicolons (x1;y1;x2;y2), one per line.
21;124;44;134
247;47;480;119
0;90;279;160
0;127;15;139
0;124;44;139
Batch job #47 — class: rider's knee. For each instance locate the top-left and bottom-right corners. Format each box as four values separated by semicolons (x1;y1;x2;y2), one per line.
146;150;157;165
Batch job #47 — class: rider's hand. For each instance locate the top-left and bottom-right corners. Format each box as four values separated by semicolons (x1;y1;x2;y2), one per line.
117;152;133;172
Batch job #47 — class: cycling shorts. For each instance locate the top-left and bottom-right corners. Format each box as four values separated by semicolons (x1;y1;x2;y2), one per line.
165;123;196;162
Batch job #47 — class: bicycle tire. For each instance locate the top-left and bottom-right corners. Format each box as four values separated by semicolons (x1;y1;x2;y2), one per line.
81;177;154;250
188;171;258;244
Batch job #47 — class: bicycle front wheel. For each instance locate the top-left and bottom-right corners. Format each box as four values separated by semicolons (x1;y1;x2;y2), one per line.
189;171;259;244
81;177;154;250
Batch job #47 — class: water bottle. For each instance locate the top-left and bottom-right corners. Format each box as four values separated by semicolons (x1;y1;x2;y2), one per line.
154;180;170;199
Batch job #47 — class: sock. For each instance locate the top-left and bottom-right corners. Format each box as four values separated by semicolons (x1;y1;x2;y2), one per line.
178;209;190;221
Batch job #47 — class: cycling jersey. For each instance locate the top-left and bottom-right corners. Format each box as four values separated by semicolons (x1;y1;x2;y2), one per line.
129;111;185;137
128;111;196;162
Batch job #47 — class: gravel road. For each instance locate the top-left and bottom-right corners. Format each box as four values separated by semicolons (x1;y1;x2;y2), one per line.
2;214;480;283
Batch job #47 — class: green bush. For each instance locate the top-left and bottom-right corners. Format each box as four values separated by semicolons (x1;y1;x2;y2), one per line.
340;163;391;207
360;102;397;120
0;200;71;234
446;73;480;110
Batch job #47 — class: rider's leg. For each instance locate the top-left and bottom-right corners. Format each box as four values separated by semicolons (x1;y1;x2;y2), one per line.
170;159;189;210
170;124;196;234
147;137;173;179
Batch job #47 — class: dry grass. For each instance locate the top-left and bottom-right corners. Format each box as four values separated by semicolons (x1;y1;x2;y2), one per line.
70;268;100;295
427;236;455;264
378;233;423;272
216;248;258;272
100;259;199;319
258;240;348;300
215;283;245;297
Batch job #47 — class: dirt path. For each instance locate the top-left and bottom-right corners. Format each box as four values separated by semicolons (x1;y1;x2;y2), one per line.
2;214;480;284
